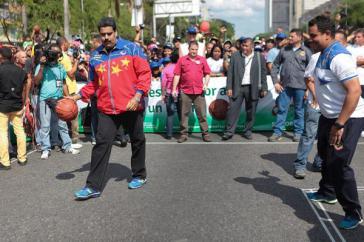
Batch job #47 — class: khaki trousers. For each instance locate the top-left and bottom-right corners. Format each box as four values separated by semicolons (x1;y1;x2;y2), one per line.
0;109;27;166
180;93;208;136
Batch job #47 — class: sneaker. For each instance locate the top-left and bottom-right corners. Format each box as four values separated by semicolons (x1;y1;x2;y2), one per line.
306;191;337;204
221;133;233;141
339;216;363;230
128;177;147;189
91;140;96;145
361;131;364;138
74;187;101;200
64;148;80;155
71;143;83;149
177;135;188;143
292;134;301;142
242;133;253;140
41;150;50;160
0;162;11;170
268;134;282;142
311;164;322;172
202;134;212;142
294;170;306;179
17;159;28;166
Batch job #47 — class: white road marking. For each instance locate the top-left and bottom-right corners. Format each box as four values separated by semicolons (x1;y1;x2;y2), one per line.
301;189;336;242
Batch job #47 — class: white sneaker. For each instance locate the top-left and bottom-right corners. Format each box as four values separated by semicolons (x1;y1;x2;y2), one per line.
66;148;80;155
71;143;83;149
361;131;364;138
91;140;96;145
41;150;50;160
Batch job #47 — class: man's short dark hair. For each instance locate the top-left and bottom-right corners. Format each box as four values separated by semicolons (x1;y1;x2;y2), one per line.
336;30;347;39
0;47;13;60
355;28;364;36
98;17;117;31
290;28;303;37
308;15;336;37
188;40;199;48
56;37;68;47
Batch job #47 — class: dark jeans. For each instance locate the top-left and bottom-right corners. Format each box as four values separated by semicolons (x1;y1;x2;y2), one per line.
165;94;181;137
224;85;257;136
86;111;146;191
317;116;364;219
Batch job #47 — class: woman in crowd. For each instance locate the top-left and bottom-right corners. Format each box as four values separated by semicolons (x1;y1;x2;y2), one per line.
207;44;224;77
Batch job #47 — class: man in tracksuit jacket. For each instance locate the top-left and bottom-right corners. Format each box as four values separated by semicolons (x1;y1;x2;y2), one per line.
73;17;151;200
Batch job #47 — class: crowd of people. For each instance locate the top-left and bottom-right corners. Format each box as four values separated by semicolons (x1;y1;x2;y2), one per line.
1;14;364;229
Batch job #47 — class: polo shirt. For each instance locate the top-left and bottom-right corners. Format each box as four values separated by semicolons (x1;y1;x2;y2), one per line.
174;55;211;94
0;60;27;113
314;41;364;118
347;44;364;85
35;64;67;101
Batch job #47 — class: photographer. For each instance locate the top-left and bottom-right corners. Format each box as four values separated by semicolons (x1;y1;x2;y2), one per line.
33;43;80;160
57;37;82;148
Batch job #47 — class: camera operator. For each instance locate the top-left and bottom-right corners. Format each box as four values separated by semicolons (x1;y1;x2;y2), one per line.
33;43;80;160
57;37;82;149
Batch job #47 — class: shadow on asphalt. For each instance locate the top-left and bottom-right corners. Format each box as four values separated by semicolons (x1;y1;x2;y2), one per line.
56;162;132;190
261;153;296;176
234;171;327;241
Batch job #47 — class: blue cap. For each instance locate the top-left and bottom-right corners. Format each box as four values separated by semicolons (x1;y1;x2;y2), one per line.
276;32;287;39
150;61;161;69
187;26;197;34
238;36;246;42
162;57;171;64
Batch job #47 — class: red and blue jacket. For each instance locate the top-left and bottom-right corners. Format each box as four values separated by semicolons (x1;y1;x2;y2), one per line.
80;38;151;114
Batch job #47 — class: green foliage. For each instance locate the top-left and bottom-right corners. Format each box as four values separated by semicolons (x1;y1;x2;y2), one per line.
343;0;364;29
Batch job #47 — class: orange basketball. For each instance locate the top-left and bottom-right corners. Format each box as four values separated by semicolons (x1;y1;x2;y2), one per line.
209;99;229;120
55;98;78;121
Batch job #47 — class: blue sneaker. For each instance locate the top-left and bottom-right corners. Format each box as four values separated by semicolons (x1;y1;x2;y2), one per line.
128;178;147;189
306;191;337;204
74;187;101;200
339;216;363;230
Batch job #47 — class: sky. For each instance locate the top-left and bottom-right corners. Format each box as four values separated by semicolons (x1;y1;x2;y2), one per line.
206;0;266;38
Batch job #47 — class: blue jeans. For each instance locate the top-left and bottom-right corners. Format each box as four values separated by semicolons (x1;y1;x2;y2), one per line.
294;102;322;171
273;87;305;136
165;94;180;137
38;100;72;151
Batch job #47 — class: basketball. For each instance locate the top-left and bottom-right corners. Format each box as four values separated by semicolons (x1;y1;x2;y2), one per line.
55;98;78;121
209;99;229;120
200;21;210;33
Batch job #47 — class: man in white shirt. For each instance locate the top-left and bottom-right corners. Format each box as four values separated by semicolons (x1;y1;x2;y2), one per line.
307;16;364;230
179;26;205;57
347;29;364;137
222;38;267;140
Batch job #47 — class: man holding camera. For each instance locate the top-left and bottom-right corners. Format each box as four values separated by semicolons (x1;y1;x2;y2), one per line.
33;44;80;160
57;37;82;149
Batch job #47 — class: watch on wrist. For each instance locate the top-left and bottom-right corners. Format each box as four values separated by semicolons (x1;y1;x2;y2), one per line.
334;122;345;129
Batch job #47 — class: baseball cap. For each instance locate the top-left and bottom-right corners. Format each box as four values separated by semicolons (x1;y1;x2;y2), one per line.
276;32;287;39
254;36;261;43
173;36;182;43
238;36;246;42
150;61;161;69
163;43;173;50
187;26;197;34
223;40;232;45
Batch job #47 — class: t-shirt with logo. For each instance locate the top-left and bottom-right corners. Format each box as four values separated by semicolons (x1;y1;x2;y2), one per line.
314;41;364;119
35;64;67;101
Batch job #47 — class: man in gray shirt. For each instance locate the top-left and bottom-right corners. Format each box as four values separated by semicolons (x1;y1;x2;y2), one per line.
269;29;312;142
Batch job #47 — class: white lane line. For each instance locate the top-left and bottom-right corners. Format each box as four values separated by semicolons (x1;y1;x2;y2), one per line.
301;189;336;242
10;149;36;164
317;202;346;242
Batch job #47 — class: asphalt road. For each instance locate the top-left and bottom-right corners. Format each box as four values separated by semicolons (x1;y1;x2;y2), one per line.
1;132;364;242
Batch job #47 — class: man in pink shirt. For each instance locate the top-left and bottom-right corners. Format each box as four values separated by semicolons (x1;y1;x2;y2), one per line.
172;41;212;143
